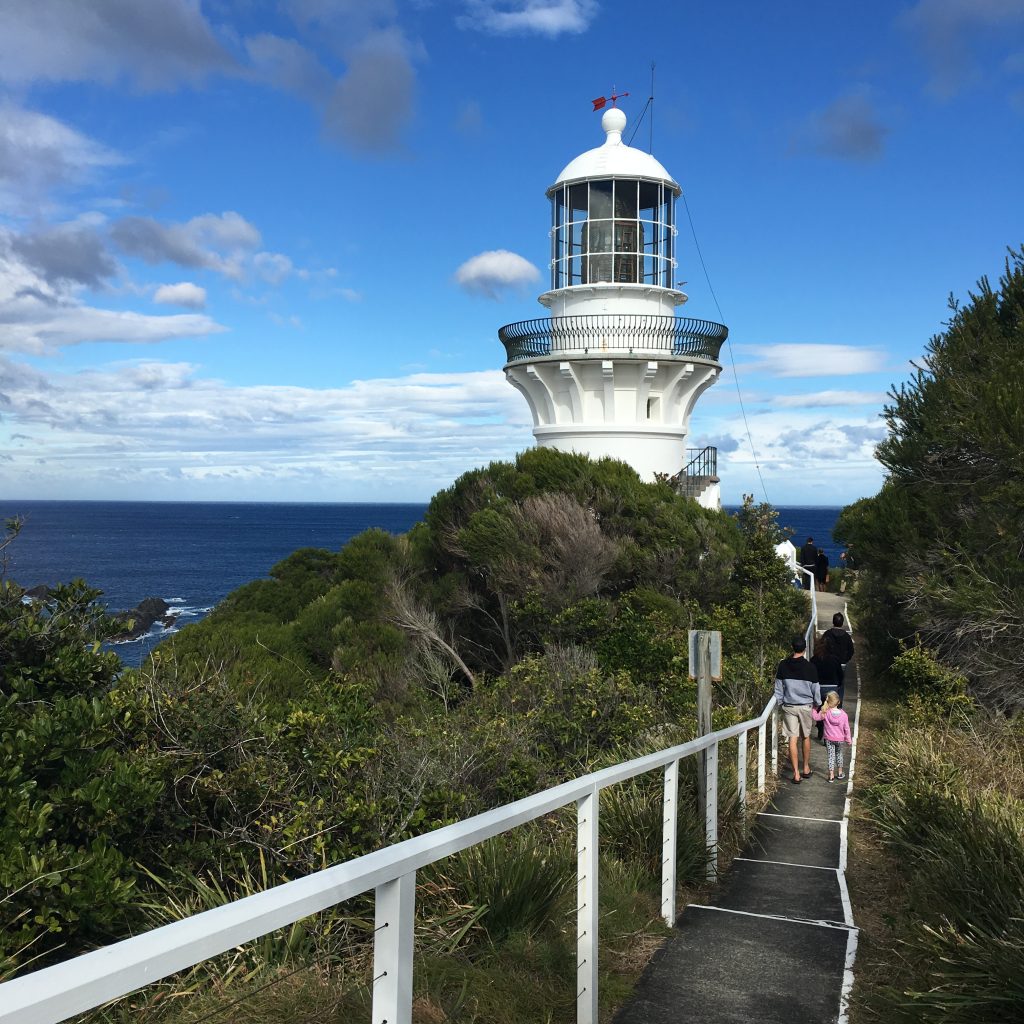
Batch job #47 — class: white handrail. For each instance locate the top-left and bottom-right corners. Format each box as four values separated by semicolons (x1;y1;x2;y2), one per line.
799;564;818;651
0;676;797;1024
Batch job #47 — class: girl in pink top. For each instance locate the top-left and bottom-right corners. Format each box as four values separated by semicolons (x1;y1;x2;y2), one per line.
811;691;852;782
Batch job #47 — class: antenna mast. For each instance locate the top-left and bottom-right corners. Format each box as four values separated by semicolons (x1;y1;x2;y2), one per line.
649;62;655;153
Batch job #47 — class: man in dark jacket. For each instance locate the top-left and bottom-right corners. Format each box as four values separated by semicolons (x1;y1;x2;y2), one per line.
774;634;821;783
799;536;817;590
823;612;854;683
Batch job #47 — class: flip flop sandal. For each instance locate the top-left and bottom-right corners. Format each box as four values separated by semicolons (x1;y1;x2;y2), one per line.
790;778;801;785
801;771;813;779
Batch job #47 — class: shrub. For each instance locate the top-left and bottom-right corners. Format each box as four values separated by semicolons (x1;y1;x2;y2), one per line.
867;711;1024;1021
440;831;572;944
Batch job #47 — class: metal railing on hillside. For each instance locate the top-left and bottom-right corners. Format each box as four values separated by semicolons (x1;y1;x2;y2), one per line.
0;640;808;1024
800;564;818;653
498;314;728;363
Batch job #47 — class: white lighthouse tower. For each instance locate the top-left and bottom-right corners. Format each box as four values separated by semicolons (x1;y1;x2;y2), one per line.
499;105;727;508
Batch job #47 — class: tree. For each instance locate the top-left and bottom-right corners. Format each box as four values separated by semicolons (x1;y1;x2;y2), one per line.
836;246;1024;706
0;580;161;976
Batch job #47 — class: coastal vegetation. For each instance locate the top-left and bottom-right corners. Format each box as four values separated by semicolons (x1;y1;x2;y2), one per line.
1;449;803;1019
839;248;1024;1022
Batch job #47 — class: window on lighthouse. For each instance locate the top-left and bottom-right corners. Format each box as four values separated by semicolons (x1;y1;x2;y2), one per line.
551;179;675;289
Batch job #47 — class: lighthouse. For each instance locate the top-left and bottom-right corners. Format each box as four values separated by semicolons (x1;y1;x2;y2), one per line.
498;105;728;509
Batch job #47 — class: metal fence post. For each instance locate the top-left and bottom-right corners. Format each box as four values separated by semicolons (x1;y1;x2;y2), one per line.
372;872;416;1024
704;740;719;880
757;720;767;792
577;787;599;1024
736;732;747;817
771;705;779;775
661;759;679;926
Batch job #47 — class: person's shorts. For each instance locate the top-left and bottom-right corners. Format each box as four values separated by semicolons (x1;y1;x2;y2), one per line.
781;703;814;739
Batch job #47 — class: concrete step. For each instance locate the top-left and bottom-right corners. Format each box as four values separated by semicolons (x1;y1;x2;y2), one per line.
711;858;848;927
745;813;841;869
614;906;851;1024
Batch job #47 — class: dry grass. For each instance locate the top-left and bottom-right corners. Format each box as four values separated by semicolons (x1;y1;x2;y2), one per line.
844;666;909;1023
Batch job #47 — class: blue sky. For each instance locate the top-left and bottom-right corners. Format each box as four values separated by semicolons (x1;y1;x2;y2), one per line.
0;0;1021;506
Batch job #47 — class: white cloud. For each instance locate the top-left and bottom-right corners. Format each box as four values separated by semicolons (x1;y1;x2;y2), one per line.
323;30;417;154
0;0;233;89
244;33;334;102
739;343;887;378
154;282;207;309
0;232;224;354
773;390;888;408
110;211;262;280
460;0;599;37
902;0;1024;97
694;407;887;504
793;89;888;161
0;359;533;499
454;249;540;299
0;102;123;210
11;219;117;287
253;251;294;285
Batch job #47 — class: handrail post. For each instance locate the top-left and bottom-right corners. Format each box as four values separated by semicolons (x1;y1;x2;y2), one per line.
661;759;679;926
771;705;779;775
372;872;416;1024
577;787;599;1024
704;740;719;880
737;731;748;819
757;719;767;792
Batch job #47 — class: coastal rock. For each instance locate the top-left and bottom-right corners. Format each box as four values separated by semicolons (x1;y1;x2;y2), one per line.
110;597;171;642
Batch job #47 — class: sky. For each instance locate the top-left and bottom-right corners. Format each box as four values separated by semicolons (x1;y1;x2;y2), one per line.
0;0;1022;507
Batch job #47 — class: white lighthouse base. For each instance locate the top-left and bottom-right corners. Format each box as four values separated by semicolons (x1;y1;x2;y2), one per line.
533;425;685;481
532;427;721;510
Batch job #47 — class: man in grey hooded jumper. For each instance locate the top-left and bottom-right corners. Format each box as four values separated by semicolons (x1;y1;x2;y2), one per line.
774;634;822;783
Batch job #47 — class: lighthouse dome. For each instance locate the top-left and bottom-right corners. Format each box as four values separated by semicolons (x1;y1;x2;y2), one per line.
552;107;678;190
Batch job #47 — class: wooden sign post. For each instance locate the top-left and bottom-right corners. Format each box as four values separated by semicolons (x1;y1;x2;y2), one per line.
689;630;722;875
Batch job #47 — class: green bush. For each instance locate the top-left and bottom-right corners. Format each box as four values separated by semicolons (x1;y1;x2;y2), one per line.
441;831;572;944
867;710;1024;1021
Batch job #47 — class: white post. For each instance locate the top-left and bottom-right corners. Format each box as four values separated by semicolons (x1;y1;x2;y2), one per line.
577;788;599;1024
771;706;779;775
757;720;767;792
704;740;719;880
372;872;416;1024
661;759;679;926
737;732;747;817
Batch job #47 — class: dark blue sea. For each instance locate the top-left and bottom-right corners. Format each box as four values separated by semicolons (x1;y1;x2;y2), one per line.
1;501;842;666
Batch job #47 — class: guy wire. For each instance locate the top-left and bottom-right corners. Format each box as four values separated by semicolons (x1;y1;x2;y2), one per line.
681;192;770;505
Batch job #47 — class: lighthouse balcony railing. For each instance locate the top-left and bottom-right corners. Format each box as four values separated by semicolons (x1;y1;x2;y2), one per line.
499;314;728;363
683;445;718;481
0;684;798;1024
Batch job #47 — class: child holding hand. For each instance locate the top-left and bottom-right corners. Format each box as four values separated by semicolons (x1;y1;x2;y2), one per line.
811;691;852;782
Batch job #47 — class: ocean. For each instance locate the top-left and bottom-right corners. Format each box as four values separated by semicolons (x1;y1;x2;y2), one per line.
1;501;843;666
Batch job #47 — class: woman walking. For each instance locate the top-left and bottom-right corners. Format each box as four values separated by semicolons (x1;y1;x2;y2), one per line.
811;634;843;742
815;547;829;592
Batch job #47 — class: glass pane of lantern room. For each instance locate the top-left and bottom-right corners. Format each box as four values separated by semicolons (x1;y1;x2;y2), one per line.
614;179;638;218
638;181;658;224
554;185;565;224
589;180;613;221
569;183;588;223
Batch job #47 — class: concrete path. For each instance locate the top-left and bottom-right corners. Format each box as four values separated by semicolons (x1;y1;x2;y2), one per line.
615;625;860;1024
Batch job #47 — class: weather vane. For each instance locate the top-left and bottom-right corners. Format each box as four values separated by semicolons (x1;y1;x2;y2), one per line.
591;88;629;111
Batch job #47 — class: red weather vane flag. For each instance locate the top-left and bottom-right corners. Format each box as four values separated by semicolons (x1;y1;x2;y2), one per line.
592;88;629;111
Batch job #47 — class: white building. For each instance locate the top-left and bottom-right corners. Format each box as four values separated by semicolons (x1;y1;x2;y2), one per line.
499;105;727;509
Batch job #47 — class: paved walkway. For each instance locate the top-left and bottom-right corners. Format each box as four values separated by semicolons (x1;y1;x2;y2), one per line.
615;605;859;1024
